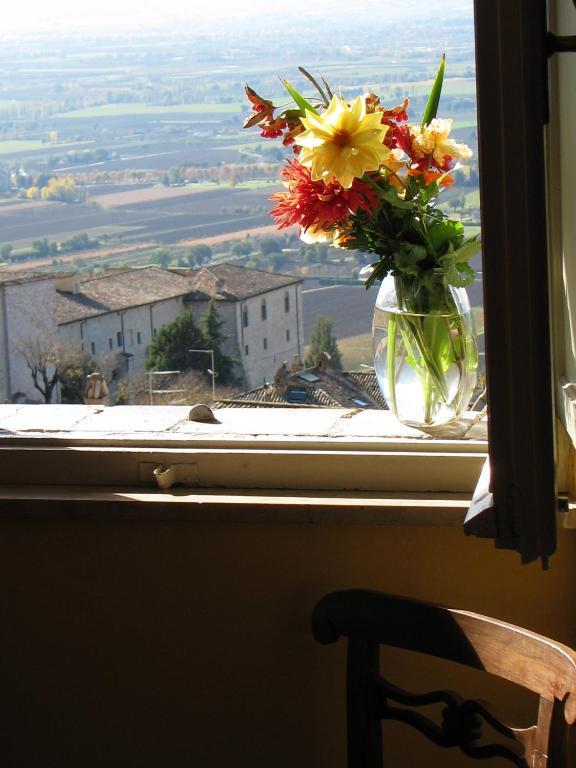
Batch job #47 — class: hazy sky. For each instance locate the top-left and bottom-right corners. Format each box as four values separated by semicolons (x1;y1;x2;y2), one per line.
3;0;472;35
3;0;340;33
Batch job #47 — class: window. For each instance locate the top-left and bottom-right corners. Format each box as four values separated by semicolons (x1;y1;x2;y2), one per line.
0;0;567;564
116;331;123;348
263;337;267;350
129;329;134;346
91;342;96;355
261;299;267;321
137;332;142;345
108;338;113;351
245;344;249;356
286;329;290;342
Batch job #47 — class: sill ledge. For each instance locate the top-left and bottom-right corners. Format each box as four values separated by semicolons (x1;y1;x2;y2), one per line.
0;486;471;526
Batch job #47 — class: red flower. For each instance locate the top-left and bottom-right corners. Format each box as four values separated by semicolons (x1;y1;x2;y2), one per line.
260;116;287;139
381;99;410;149
380;98;409;125
243;85;275;129
270;160;379;232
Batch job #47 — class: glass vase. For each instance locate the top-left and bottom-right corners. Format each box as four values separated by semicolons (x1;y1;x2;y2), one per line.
372;271;478;428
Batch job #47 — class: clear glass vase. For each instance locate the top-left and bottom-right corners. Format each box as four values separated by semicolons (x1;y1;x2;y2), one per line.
372;271;478;428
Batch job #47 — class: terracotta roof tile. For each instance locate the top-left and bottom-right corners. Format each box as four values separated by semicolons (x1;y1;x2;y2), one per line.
217;366;387;410
55;267;191;324
178;263;301;301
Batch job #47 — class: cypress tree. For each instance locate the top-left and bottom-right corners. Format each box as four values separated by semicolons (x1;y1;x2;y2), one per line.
305;315;343;370
200;299;238;385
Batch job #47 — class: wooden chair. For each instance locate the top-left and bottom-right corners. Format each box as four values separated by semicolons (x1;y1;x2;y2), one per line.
312;590;576;767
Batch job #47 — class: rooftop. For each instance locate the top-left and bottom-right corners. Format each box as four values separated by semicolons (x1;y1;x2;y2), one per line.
55;267;192;324
216;355;387;410
177;263;300;302
0;269;69;286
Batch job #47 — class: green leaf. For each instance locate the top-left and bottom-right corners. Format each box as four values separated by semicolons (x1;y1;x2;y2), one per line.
428;218;464;252
449;234;482;263
394;244;427;276
378;187;415;210
443;260;475;287
279;78;319;116
421;54;445;128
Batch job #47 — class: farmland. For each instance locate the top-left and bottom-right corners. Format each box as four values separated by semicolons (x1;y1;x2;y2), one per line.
0;7;483;376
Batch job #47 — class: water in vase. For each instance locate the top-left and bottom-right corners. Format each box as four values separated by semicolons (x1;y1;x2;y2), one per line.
373;304;478;427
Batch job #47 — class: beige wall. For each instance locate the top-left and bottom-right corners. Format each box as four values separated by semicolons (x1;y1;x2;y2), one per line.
239;284;303;389
1;516;574;767
1;278;58;401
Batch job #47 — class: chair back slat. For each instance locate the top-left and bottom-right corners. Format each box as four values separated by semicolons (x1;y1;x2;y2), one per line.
312;590;576;767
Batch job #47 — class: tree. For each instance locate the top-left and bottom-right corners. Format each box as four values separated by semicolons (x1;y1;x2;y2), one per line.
145;311;207;373
16;337;60;403
32;238;50;259
59;349;98;403
200;299;237;385
305;315;343;370
189;244;212;266
231;240;252;257
259;237;281;256
16;338;97;404
1;244;13;261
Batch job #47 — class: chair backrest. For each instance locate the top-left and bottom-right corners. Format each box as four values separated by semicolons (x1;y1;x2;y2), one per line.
312;590;576;767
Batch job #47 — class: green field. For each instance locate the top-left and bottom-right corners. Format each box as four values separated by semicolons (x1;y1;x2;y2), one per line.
464;190;481;209
453;119;478;129
0;139;68;154
335;332;373;372
57;102;244;119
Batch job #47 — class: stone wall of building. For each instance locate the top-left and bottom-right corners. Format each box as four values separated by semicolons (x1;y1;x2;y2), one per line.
0;278;59;402
238;284;303;389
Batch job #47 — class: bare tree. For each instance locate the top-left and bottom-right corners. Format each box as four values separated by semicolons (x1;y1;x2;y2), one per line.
16;337;61;403
16;338;100;404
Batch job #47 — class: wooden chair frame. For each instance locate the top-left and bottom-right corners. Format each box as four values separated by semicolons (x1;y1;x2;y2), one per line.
312;590;576;767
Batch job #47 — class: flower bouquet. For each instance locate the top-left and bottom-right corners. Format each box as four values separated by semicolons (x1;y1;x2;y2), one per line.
244;58;480;427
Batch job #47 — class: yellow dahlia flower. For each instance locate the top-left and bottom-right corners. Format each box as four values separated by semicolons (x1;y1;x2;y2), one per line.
410;118;472;167
295;95;391;189
382;148;408;193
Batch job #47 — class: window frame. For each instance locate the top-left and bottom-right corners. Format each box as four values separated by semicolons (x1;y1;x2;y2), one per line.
464;0;558;564
0;1;565;544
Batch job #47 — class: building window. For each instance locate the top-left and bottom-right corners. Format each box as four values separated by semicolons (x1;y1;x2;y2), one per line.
284;291;290;313
243;306;249;328
261;299;267;321
137;331;142;345
117;331;123;347
245;344;249;356
129;329;134;346
108;338;113;350
91;342;96;355
152;328;157;337
263;337;267;350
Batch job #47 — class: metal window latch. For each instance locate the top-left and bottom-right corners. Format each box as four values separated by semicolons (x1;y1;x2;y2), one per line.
546;32;576;57
558;494;570;512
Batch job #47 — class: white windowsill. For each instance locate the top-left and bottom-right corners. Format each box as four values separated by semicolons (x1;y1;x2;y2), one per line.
0;405;488;514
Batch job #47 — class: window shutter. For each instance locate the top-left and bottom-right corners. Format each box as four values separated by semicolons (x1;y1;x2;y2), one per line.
464;0;557;564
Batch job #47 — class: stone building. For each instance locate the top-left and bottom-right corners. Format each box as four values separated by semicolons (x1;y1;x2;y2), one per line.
0;271;59;402
56;268;193;381
180;263;303;390
0;263;304;401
